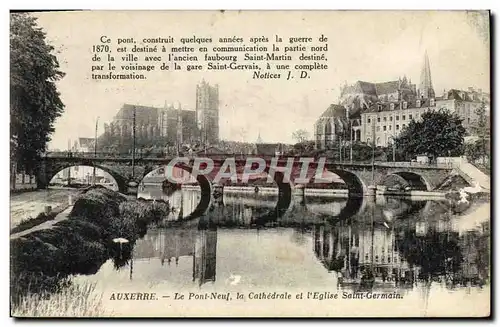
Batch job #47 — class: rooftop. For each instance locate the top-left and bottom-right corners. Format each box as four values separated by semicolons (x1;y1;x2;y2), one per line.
363;98;436;113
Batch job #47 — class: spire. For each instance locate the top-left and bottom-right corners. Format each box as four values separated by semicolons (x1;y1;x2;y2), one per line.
256;130;263;144
418;50;435;99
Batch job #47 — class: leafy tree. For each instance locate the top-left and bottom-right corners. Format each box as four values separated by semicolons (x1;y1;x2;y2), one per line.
292;129;310;143
290;140;315;156
394;109;466;161
464;139;484;163
469;101;490;165
10;13;65;173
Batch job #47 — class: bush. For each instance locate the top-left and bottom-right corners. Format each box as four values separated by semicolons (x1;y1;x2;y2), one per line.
69;188;126;228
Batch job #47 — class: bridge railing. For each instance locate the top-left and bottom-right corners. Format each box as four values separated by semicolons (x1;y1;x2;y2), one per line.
44;152;457;169
376;161;456;169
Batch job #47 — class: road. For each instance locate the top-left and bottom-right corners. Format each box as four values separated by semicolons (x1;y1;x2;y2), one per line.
10;188;79;228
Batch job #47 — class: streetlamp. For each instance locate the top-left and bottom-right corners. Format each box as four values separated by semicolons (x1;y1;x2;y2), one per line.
132;106;137;179
93;116;99;185
371;119;376;184
349;120;353;163
392;139;396;162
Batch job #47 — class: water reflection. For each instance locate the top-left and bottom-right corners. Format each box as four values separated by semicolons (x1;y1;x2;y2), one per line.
101;187;489;295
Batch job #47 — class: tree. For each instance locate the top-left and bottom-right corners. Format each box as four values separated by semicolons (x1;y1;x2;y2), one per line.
292;129;310;143
291;140;316;156
10;13;65;173
464;140;481;163
469;101;490;165
393;109;466;161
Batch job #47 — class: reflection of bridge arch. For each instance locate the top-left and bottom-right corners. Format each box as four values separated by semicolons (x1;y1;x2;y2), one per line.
306;196;364;223
141;163;213;220
380;197;428;223
381;172;430;191
221;170;291;227
48;163;125;192
142;162;292;222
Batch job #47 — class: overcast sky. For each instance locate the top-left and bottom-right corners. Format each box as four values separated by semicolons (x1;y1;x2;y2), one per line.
32;11;489;150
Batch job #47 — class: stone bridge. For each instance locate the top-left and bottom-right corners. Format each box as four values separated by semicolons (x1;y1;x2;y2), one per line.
38;152;455;197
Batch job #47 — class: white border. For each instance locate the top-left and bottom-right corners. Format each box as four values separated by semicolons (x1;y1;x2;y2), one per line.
2;1;498;326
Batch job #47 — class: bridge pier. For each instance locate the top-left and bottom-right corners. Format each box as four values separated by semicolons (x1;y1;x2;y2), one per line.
366;185;377;197
293;186;306;207
213;185;224;205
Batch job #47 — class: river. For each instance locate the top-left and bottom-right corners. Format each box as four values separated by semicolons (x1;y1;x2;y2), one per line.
70;185;490;317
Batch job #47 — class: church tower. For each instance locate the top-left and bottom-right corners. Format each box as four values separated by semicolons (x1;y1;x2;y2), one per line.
418;51;435;99
196;80;220;145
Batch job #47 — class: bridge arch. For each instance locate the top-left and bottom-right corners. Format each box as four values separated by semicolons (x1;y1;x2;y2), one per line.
46;163;125;192
327;169;367;197
382;171;430;191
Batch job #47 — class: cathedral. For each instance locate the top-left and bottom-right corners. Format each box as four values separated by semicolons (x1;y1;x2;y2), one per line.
101;80;220;152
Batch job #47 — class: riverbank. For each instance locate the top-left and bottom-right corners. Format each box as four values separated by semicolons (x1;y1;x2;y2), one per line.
10;188;80;229
181;184;350;196
10;185;170;317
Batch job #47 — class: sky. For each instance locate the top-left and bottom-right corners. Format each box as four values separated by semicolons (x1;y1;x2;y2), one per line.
31;11;490;150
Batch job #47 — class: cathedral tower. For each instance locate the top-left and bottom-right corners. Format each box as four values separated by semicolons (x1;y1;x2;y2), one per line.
196;80;220;145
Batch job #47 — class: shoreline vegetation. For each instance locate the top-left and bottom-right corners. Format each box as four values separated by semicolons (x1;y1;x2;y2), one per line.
10;202;70;235
10;185;170;317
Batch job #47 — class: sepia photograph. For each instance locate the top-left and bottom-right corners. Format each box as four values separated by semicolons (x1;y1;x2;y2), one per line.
9;10;491;317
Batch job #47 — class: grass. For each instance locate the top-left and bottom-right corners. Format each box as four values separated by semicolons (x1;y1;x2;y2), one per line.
10;211;59;235
11;280;107;318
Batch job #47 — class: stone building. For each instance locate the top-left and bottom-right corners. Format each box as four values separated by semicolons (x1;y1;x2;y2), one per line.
314;104;350;150
436;87;490;131
338;76;418;119
316;50;490;151
101;81;220;151
360;98;437;147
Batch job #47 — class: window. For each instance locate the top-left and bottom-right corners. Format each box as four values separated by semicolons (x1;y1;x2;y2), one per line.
390;103;395;110
376;126;381;132
383;116;387;121
403;101;408;109
468;118;470;124
367;118;371;123
396;115;400;121
366;138;371;144
376;137;380;145
377;117;381;123
409;114;413;120
416;100;421;108
375;255;379;262
388;257;391;263
402;115;406;120
403;124;406;128
389;125;392;130
396;125;400;130
383;126;387;131
390;116;393;121
377;104;382;111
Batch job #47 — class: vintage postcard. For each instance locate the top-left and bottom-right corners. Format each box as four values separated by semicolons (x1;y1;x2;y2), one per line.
9;10;491;317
